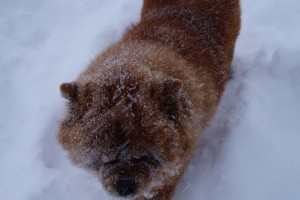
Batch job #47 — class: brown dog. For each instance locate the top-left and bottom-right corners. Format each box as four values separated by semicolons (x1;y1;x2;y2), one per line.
58;0;240;199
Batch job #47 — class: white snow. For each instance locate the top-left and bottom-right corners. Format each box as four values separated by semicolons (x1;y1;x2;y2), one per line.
1;0;300;200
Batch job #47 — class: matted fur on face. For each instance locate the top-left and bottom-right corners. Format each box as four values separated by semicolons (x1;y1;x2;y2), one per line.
58;69;192;198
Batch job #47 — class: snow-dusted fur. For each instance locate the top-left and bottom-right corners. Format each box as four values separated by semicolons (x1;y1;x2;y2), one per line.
58;0;240;199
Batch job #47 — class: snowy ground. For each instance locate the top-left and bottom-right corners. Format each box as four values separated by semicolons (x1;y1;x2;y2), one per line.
1;0;300;200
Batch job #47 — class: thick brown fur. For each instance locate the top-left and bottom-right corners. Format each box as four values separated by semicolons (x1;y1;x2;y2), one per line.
58;0;240;199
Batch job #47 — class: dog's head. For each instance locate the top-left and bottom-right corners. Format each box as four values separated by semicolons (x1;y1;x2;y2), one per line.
58;69;192;198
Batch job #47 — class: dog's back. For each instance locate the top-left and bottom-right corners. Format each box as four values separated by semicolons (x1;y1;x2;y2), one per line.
130;0;240;91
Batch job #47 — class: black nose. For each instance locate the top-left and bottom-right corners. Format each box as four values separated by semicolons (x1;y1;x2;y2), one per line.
115;179;137;197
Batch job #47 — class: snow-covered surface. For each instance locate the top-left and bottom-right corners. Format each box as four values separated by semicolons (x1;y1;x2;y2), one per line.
1;0;300;199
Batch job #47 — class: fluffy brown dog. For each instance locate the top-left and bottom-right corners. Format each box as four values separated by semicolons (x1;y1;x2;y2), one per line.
58;0;240;199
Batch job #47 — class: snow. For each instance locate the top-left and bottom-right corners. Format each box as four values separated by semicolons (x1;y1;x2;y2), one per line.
0;0;300;200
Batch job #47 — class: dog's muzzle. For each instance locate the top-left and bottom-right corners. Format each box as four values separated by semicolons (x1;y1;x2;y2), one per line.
115;179;138;197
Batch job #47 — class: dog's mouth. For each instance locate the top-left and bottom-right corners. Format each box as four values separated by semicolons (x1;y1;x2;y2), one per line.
101;153;160;197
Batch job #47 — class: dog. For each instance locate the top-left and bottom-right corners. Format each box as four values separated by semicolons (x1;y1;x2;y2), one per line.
58;0;240;199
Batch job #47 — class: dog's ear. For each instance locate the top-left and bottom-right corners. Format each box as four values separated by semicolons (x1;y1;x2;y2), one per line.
60;82;78;101
162;78;183;94
150;78;183;128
